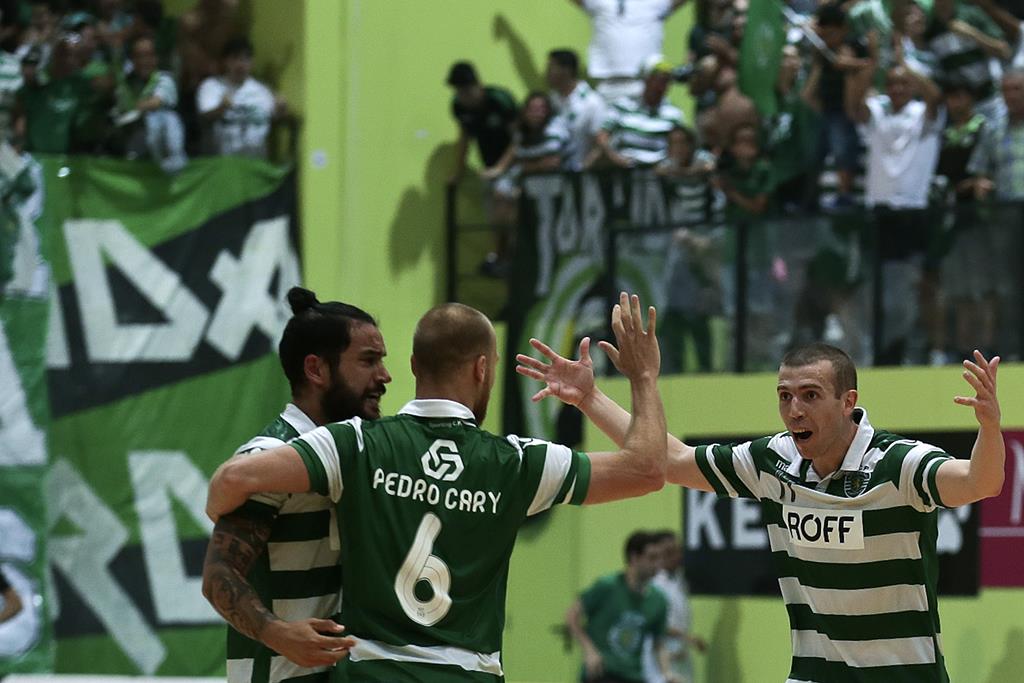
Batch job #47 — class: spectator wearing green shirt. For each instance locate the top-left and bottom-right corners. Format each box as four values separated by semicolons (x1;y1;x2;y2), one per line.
566;531;680;683
13;36;98;154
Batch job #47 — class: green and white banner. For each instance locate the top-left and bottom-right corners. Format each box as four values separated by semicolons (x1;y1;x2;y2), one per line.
0;154;53;676
504;171;679;439
15;157;299;676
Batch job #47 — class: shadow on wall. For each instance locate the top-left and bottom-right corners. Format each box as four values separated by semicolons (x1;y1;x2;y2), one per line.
388;142;455;304
493;14;544;93
986;627;1024;683
707;600;742;683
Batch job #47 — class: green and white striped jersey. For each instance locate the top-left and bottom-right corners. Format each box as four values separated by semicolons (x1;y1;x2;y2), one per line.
292;399;591;681
694;408;953;683
226;404;341;683
602;96;685;166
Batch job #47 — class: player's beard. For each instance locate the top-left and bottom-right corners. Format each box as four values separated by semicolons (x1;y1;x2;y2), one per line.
321;365;383;422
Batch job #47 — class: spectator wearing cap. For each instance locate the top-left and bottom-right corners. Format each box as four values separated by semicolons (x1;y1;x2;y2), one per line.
445;60;517;186
926;0;1010;123
197;36;286;159
593;54;685;168
569;0;688;102
13;35;97;154
546;48;605;171
115;35;186;172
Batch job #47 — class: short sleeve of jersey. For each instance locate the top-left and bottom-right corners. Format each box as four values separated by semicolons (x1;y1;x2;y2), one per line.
508;435;591;516
290;417;365;503
195;77;222;114
864;94;887;133
898;442;954;511
693;441;762;499
492;87;518;123
602;101;625;131
580;575;612;616
234;436;289;509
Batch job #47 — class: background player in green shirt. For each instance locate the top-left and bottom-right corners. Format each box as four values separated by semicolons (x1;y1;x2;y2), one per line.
518;338;1005;683
202;287;390;681
567;531;678;683
205;293;668;681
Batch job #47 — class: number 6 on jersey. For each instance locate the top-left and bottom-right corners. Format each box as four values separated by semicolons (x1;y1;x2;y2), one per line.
395;512;452;626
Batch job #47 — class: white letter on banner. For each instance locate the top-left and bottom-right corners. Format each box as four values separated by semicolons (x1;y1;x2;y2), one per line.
0;509;43;656
47;458;166;674
522;175;562;297
732;498;768;549
129;451;218;624
686;490;725;550
63;219;208;363
0;321;46;466
205;216;300;360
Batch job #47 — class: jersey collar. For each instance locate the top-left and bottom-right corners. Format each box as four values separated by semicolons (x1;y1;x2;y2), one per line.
798;407;875;483
398;399;476;422
282;403;317;435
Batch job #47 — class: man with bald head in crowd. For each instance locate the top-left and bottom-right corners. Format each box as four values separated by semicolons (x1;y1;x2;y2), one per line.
206;294;669;681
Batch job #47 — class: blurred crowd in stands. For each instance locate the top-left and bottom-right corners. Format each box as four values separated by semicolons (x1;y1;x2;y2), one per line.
1;0;289;172
447;0;1024;368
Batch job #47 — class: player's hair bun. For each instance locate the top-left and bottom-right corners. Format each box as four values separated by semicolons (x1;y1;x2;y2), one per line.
287;287;320;315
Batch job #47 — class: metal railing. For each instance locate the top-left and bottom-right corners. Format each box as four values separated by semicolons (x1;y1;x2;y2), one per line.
447;169;1024;372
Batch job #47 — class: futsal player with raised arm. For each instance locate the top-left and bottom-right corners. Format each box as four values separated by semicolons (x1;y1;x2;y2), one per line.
517;339;1005;683
206;293;668;682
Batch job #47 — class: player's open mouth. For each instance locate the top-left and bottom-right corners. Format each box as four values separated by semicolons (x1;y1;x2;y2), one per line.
793;430;812;441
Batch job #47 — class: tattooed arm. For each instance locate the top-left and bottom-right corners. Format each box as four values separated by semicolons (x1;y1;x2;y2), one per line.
201;502;354;667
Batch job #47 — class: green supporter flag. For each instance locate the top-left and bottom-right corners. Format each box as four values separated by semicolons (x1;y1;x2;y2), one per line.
36;156;300;676
0;153;54;676
739;0;786;117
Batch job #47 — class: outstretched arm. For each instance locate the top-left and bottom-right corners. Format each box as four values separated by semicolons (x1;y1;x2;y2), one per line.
206;446;311;522
935;350;1005;507
578;293;667;503
201;505;354;667
516;333;713;492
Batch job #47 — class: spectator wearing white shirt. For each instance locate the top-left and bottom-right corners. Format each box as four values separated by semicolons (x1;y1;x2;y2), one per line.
643;531;707;683
569;0;689;101
849;60;944;365
546;48;605;171
197;36;285;159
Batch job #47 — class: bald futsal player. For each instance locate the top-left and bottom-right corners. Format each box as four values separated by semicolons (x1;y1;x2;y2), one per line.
207;294;669;681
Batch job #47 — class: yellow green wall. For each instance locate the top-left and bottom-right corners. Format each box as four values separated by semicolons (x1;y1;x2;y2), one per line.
246;2;1024;681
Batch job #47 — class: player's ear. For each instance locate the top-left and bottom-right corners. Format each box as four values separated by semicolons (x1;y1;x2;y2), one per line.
843;389;858;415
474;354;488;384
303;354;329;389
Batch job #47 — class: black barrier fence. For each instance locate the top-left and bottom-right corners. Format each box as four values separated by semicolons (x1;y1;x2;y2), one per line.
448;169;1024;375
